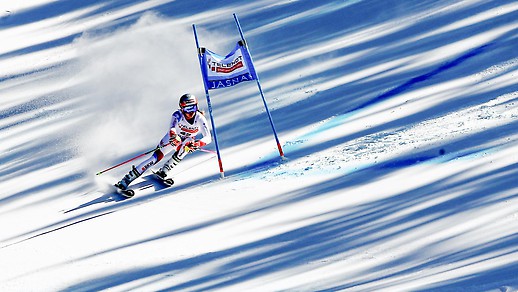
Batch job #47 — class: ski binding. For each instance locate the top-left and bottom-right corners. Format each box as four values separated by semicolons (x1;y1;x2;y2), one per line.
152;171;175;186
114;184;135;198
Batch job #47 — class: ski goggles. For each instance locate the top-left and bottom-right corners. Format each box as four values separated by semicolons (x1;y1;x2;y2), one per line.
181;104;197;113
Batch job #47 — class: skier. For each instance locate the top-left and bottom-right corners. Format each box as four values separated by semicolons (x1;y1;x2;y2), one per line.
115;93;212;190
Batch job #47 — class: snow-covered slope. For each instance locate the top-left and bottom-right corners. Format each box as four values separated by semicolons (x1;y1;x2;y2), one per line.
1;0;517;291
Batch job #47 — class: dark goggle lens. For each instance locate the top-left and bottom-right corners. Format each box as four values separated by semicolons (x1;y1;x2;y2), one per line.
182;105;197;113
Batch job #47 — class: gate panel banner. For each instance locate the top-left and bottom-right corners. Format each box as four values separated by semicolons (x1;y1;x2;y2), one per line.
201;41;257;90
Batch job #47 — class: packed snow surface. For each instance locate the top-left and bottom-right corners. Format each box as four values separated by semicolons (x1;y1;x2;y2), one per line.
1;0;517;291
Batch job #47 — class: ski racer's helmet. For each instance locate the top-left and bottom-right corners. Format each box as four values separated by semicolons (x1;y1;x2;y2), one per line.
179;93;198;119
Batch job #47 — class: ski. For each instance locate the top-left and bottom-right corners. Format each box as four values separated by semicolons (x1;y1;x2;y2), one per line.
111;172;174;199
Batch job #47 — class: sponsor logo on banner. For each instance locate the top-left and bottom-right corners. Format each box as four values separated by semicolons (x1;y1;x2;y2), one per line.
207;55;244;73
202;42;256;90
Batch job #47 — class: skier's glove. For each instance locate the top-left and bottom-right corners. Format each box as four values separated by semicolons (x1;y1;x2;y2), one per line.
169;133;182;147
185;140;205;153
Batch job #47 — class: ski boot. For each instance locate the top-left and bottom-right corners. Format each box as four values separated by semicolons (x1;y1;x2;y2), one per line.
153;169;174;186
153;154;181;186
115;166;140;197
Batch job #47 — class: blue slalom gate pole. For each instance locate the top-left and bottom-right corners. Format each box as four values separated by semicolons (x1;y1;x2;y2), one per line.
233;13;285;159
192;24;225;178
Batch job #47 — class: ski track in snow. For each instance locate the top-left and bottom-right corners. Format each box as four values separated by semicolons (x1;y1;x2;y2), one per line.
273;58;518;179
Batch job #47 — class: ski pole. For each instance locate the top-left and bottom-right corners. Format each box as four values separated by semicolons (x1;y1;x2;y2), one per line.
96;145;216;176
95;146;160;176
184;145;217;155
199;148;216;154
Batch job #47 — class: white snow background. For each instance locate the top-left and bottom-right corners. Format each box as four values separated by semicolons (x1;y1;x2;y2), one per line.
1;0;518;291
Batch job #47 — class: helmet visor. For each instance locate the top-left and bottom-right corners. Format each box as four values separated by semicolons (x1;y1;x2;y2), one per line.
182;104;197;113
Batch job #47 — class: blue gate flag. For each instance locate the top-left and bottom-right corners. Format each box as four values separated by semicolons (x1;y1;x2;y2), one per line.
201;41;257;90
